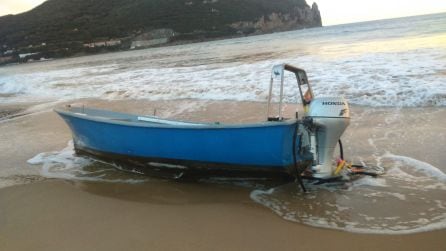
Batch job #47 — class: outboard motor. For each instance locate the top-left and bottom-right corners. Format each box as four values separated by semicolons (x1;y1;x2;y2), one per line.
266;64;351;181
306;97;350;178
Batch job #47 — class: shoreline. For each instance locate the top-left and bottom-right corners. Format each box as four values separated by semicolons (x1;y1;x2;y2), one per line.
0;24;324;68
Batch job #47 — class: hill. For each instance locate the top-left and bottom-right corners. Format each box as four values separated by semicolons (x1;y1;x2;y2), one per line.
0;0;321;64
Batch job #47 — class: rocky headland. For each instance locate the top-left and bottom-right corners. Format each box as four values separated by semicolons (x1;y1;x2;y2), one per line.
0;0;322;64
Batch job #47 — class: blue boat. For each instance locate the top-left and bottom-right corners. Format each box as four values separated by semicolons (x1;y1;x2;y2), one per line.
55;64;351;181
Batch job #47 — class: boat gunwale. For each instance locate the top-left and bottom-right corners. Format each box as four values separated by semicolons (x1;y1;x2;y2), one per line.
54;107;300;129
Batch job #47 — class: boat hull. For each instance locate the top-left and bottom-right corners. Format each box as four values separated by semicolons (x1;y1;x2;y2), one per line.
56;108;312;179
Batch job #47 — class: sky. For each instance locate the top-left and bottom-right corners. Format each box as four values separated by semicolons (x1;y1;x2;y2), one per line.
0;0;445;25
316;0;446;25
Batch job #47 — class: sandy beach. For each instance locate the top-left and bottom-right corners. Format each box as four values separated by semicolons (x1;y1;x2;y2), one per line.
1;179;446;251
1;99;445;250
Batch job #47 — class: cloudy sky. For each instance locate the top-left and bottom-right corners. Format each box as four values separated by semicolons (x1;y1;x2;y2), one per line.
0;0;445;25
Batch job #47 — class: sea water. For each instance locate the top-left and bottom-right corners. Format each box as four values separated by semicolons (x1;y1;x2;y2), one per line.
1;13;445;234
1;13;445;107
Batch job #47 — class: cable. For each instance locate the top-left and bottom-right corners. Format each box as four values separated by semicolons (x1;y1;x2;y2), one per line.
293;122;307;192
338;139;344;160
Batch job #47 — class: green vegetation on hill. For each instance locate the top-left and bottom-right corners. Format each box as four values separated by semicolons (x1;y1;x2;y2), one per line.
0;0;321;64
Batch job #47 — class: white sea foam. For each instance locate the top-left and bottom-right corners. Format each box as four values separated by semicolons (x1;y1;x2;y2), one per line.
2;47;445;107
383;153;446;182
27;141;147;184
351;176;388;187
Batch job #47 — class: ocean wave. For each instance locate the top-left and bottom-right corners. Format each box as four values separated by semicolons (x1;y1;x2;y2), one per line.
1;46;444;107
0;15;445;109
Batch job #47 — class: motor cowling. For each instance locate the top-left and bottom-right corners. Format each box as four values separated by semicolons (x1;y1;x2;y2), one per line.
306;97;350;178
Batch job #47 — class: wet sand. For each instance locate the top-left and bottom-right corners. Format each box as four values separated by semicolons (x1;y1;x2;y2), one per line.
1;179;445;251
1;99;445;250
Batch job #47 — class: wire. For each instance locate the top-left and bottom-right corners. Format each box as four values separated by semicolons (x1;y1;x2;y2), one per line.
338;139;344;160
293;122;307;192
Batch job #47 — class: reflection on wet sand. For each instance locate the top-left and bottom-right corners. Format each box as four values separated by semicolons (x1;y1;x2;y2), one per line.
70;178;262;205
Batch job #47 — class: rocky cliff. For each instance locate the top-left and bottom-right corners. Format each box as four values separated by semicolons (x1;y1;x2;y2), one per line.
231;3;321;34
